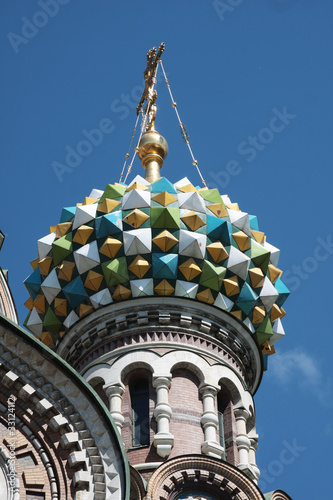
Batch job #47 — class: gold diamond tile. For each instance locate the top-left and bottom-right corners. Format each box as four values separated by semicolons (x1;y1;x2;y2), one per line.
225;202;240;211
152;191;178;207
99;237;123;258
50;222;72;238
84;270;103;291
24;297;33;310
128;255;151;278
270;304;282;322
230;310;242;320
248;267;264;288
112;284;131;301
153;230;178;252
262;341;275;356
98;198;121;214
154;279;174;296
251;229;265;245
34;294;45;314
79;303;94;318
177;183;197;193
83;197;98;205
123;209;149;228
57;261;75;281
73;225;94;245
252;306;266;324
39;256;53;276
126;182;149;192
41;332;54;348
196;288;214;304
181;211;205;231
268;264;283;283
232;231;250;251
54;298;67;317
30;257;39;270
223;276;239;296
178;258;202;280
206;242;228;263
206;203;228;218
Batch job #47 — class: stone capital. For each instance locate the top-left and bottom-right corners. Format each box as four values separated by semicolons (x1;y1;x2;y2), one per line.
104;382;125;398
199;383;219;397
234;406;250;421
152;375;172;390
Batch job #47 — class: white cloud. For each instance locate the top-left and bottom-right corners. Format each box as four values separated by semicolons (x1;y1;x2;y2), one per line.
269;348;332;406
270;348;321;386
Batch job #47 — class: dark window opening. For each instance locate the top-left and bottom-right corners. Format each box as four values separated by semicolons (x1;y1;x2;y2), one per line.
130;378;150;447
26;493;45;500
218;400;227;460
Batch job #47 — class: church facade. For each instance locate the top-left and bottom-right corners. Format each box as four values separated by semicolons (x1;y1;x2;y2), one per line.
0;46;292;500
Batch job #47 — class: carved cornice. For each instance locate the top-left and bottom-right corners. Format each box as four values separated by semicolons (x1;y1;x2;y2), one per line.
56;298;262;393
129;465;146;500
145;454;265;500
269;491;293;500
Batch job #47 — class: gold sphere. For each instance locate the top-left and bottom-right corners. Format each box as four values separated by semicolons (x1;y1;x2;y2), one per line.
137;130;168;165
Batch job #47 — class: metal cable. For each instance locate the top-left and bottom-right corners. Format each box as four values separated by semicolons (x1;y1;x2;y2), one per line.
123;94;152;184
119;113;141;183
160;60;207;188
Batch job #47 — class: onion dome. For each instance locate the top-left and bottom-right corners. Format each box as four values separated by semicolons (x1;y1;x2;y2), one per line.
24;42;289;365
23;173;289;357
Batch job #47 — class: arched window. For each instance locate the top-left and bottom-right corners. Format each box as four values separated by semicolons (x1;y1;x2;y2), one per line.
130;378;150;447
217;399;226;458
217;387;231;461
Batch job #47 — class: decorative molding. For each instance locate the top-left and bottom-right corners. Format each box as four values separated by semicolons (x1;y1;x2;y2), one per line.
84;350;255;415
104;383;125;434
199;384;224;460
0;444;20;500
57;298;261;393
248;433;260;483
0;316;129;500
234;407;258;481
129;465;146;500
269;490;293;500
133;462;162;471
152;376;174;458
145;454;265;500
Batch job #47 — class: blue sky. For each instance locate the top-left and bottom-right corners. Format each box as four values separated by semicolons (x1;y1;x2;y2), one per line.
1;1;332;497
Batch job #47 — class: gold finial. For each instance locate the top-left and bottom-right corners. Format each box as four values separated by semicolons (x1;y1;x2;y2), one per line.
146;90;157;131
137;43;168;183
137;130;168;184
136;43;165;116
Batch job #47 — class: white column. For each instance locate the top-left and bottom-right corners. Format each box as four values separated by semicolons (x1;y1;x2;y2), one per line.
200;384;224;459
249;433;260;483
234;407;254;478
105;383;125;435
152;376;174;458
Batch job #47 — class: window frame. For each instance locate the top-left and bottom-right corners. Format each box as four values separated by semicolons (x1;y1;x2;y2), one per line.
130;378;150;447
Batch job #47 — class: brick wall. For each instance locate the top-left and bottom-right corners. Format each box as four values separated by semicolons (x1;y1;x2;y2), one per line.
120;367;239;470
0;421;51;499
168;368;204;458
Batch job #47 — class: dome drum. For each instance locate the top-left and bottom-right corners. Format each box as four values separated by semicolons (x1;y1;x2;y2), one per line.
23;173;289;376
56;296;262;394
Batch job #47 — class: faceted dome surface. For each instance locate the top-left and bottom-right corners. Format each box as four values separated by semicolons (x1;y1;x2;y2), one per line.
24;174;289;352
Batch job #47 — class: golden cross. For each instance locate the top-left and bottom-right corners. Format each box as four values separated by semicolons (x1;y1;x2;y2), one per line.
136;42;165;117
